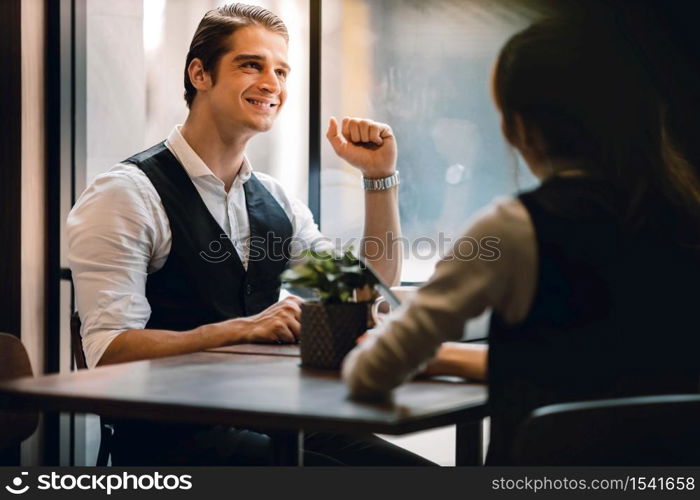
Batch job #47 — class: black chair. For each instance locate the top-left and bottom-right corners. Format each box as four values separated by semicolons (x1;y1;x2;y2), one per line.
0;333;39;462
513;394;700;465
70;311;113;466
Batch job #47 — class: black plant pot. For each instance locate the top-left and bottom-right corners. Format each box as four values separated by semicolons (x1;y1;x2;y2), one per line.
300;302;371;370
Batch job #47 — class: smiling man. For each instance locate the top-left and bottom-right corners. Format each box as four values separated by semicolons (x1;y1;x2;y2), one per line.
66;4;427;466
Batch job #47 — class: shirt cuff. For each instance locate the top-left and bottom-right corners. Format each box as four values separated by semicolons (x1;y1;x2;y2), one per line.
82;328;127;369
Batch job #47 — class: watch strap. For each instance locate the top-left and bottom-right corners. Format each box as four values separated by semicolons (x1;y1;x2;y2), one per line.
362;171;400;191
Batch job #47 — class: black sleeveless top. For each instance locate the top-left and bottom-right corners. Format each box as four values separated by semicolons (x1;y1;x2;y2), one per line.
125;142;293;331
486;176;700;464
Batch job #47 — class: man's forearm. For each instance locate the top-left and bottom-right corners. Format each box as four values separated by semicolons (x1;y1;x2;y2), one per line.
97;318;251;366
361;185;402;285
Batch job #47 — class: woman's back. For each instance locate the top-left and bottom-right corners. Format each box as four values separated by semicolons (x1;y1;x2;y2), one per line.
487;174;700;464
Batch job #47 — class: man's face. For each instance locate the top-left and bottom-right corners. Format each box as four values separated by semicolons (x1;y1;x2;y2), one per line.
206;26;289;135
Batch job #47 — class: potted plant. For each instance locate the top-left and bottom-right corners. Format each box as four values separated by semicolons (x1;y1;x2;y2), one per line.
281;249;379;369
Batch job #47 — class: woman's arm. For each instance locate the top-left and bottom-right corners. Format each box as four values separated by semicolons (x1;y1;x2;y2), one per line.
342;197;536;399
423;343;488;381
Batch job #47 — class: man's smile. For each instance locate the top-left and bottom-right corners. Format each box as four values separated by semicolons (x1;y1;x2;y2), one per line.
245;97;279;110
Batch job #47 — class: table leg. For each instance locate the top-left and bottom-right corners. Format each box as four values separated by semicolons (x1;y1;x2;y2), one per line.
456;419;483;466
270;430;304;466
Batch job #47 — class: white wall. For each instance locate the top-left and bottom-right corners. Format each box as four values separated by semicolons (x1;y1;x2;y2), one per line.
86;0;146;185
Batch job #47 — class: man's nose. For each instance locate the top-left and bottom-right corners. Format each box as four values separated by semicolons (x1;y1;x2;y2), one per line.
258;70;281;95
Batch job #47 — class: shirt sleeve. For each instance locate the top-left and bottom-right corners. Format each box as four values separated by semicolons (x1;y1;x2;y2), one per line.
67;166;166;368
252;172;334;257
288;197;334;257
341;197;536;398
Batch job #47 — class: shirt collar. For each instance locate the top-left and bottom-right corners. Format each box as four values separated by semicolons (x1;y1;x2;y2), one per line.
165;125;253;184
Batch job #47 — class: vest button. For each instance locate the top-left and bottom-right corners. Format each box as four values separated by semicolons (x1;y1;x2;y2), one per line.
246;284;252;295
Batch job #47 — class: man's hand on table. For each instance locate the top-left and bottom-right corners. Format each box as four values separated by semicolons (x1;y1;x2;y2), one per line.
239;296;302;344
98;296;303;366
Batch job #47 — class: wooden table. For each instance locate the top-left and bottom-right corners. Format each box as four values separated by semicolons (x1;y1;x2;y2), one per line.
0;350;487;465
208;343;301;357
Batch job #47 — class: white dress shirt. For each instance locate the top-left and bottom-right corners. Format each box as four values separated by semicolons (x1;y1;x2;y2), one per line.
67;126;331;368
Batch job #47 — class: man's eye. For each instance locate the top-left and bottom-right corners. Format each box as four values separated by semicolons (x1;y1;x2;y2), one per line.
242;62;261;70
276;69;288;79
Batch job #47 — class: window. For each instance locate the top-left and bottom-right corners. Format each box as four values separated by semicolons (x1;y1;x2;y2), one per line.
320;0;537;282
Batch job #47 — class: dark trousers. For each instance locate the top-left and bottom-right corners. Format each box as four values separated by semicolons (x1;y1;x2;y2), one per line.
110;421;436;466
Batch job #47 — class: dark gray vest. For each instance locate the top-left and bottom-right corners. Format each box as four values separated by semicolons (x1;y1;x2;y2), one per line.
486;176;700;464
125;142;293;331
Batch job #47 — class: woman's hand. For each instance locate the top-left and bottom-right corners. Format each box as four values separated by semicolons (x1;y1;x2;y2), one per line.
421;343;489;381
356;329;381;345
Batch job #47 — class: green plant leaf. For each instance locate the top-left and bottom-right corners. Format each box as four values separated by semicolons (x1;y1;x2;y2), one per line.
280;246;375;303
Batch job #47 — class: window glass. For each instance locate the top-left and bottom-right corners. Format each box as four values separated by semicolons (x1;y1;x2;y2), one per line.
320;0;539;282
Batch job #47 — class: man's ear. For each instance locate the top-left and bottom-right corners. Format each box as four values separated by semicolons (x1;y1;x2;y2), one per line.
187;58;212;92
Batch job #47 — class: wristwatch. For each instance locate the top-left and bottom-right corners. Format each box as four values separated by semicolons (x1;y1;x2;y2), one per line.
362;171;400;191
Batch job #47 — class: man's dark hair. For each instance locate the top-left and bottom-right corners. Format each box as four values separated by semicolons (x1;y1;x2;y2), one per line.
184;3;289;108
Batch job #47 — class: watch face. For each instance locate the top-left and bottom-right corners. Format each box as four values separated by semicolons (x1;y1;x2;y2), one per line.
445;163;467;185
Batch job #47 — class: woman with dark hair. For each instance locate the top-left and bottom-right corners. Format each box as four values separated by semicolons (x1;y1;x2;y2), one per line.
342;18;700;465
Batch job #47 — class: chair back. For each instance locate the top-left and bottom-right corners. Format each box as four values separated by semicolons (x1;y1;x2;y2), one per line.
513;394;700;465
0;333;39;449
69;312;113;465
70;312;88;370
